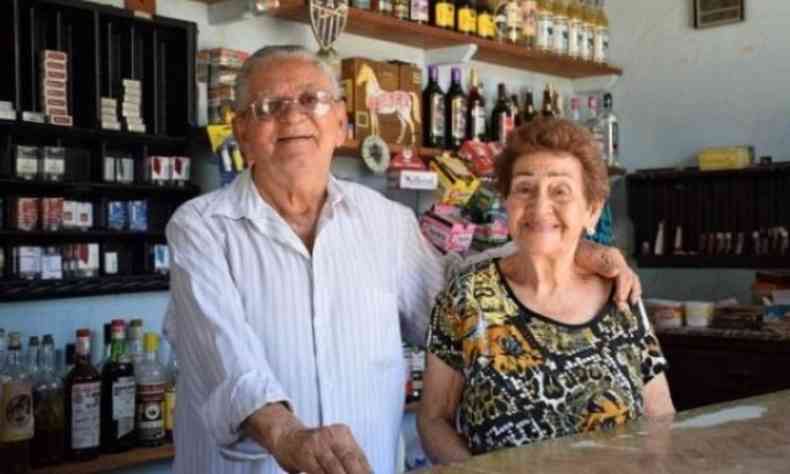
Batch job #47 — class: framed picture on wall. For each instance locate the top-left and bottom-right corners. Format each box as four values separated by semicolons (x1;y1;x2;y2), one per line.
693;0;745;29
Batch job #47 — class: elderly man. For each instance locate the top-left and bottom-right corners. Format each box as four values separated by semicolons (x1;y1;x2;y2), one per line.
165;45;641;474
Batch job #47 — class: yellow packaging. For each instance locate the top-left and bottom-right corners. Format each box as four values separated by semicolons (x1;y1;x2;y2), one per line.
436;3;455;29
458;7;477;34
477;12;495;39
697;146;752;171
430;153;480;206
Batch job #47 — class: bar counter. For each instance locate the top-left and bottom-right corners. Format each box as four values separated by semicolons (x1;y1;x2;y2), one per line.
416;389;790;473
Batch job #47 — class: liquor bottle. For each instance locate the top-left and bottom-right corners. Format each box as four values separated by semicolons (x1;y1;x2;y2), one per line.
490;83;514;144
409;0;428;23
551;86;564;118
445;67;467;150
509;94;522;127
128;319;144;368
25;336;39;378
503;0;522;43
466;68;487;141
432;0;455;29
593;0;609;63
136;333;166;447
585;95;606;159
569;95;581;123
476;0;495;40
541;84;555;117
375;0;393;14
456;0;477;35
552;0;569;55
64;329;101;462
580;0;594;61
0;333;34;474
61;343;75;381
422;65;446;149
164;341;177;443
536;0;554;51
393;0;409;20
100;320;136;453
98;322;112;372
521;88;537;123
31;334;65;468
520;0;538;48
567;0;583;58
599;93;619;165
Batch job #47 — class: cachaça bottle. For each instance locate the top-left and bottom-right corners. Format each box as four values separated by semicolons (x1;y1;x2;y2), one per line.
65;329;101;462
136;333;167;447
31;334;65;468
101;320;136;453
0;332;34;474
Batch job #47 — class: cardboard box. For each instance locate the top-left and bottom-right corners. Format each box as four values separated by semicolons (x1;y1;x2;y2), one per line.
341;57;422;148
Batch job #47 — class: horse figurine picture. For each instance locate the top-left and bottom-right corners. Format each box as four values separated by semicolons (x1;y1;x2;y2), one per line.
356;63;421;146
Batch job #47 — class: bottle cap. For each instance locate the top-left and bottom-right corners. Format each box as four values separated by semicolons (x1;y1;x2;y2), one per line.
8;332;22;348
76;328;91;338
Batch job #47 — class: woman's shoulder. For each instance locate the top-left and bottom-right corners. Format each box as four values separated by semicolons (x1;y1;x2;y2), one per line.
446;257;501;292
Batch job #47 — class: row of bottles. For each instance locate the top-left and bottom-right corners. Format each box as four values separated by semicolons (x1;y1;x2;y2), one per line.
422;65;619;165
352;0;610;63
0;323;177;473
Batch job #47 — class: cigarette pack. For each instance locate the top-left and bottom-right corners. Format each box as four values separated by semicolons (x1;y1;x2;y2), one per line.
78;201;93;229
0;100;15;110
107;200;128;230
14;246;42;279
15;197;41;231
430;153;480;206
40;60;66;72
41;146;66;180
62;200;79;228
0;109;16;120
116;157;135;184
419;205;476;254
15;145;40;179
146;156;171;183
41;50;68;62
41;197;64;231
45;106;68;117
128;200;148;231
104;251;119;275
123;78;142;89
103;156;117;182
49;114;73;127
171;156;191;184
43;69;66;80
41;249;63;280
21;111;47;123
387;169;438;191
127;123;147;134
102;121;122;131
101;97;118;107
42;79;67;89
44;97;68;108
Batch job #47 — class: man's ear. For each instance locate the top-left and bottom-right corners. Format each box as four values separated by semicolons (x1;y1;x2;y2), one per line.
232;114;249;158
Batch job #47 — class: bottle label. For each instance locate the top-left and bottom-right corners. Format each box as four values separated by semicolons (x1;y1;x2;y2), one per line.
164;388;176;433
43;157;65;175
112;376;136;438
521;0;537;38
136;382;166;442
71;382;100;449
16;156;39;176
436;3;455;28
536;14;552;49
470;104;486;138
477;12;495;39
431;95;445;137
0;381;34;442
553;18;569;54
499;114;514;144
569;20;581;57
409;0;428;22
458;7;477;34
451;98;467;140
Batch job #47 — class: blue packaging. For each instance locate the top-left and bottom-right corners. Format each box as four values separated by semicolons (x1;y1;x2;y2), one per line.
107;201;127;230
128;200;148;231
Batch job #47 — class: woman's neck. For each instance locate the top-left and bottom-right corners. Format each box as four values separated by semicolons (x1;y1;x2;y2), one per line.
501;251;579;299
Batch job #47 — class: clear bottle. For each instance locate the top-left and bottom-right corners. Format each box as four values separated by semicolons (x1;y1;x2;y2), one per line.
163;341;177;443
0;332;34;474
101;320;136;453
585;95;606;161
25;336;39;379
535;0;554;51
593;0;609;63
567;0;583;58
599;93;619;166
136;332;166;447
466;68;487;141
503;0;522;44
520;0;538;48
31;334;65;468
128;319;144;369
580;0;594;61
510;94;522;128
552;0;569;55
98;322;112;372
64;329;101;462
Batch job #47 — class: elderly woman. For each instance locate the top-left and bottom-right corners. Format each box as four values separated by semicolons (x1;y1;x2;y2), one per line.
418;118;675;463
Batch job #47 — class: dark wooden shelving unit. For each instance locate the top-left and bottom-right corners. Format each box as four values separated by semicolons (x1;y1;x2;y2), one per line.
0;273;170;302
30;444;174;474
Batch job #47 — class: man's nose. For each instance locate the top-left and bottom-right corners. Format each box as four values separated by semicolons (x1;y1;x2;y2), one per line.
278;100;307;123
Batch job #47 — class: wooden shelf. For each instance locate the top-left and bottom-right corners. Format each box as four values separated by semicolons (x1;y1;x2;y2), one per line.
31;444;174;474
635;254;790;269
0;230;165;240
253;1;622;79
0;274;170;302
0;119;188;148
335;140;443;161
0;178;200;196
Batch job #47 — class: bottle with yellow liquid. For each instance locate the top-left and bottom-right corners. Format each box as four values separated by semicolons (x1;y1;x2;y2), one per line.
567;0;582;59
456;0;477;35
432;0;456;29
535;0;553;51
477;0;496;40
580;0;594;61
552;0;570;55
593;0;609;63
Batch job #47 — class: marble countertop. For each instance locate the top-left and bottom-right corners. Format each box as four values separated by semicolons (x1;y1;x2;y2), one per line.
415;390;790;474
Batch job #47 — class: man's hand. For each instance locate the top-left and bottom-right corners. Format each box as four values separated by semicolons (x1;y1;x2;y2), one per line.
576;240;642;311
244;403;372;474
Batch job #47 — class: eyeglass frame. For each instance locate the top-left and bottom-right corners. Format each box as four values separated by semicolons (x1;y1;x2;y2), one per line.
243;90;343;122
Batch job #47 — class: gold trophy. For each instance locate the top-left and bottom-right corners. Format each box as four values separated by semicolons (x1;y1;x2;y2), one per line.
309;0;349;66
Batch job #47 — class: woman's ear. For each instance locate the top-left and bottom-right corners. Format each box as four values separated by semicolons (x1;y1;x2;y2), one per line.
587;201;604;234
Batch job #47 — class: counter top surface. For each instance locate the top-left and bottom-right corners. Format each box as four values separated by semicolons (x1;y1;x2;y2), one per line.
657;320;790;341
415;390;790;473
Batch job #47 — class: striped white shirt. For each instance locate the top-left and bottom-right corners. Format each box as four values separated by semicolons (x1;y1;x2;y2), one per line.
164;170;448;474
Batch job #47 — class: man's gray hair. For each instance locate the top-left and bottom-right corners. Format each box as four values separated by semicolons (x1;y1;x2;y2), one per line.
233;45;341;113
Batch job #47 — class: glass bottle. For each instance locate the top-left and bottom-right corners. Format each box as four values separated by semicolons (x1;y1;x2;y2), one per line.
25;336;39;379
580;0;594;61
31;334;65;468
541;84;555;117
509;94;521;127
164;340;177;443
456;0;477;35
599;93;619;166
466;68;487;141
128;319;144;369
585;95;606;160
445;67;467;150
98;322;112;372
536;0;554;51
520;0;538;48
552;0;569;55
409;0;428;22
136;332;166;447
422;65;447;149
521;87;537;123
432;0;455;29
476;0;495;40
567;0;583;58
61;343;75;381
393;0;409;20
0;332;34;474
64;329;101;462
569;95;581;123
504;0;522;44
593;0;609;63
101;320;136;453
491;83;514;145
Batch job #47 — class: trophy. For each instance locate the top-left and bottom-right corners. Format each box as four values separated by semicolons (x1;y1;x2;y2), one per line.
308;0;349;65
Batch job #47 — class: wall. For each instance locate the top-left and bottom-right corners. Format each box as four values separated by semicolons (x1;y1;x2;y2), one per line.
607;0;790;304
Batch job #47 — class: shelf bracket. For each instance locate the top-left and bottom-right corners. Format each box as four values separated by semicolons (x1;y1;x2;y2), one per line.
572;74;620;95
425;44;478;67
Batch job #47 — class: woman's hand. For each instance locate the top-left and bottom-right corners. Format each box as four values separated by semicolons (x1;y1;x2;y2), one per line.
576;240;642;311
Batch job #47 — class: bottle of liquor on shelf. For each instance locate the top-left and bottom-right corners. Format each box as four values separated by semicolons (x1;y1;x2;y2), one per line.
520;0;538;48
536;0;554;51
61;343;75;381
164;341;178;443
31;334;65;469
541;84;555;117
503;0;522;43
585;94;606;160
65;329;101;462
599;93;619;165
128;319;144;369
98;322;112;372
0;332;34;474
491;83;514;144
552;0;569;55
25;336;40;378
522;87;537;123
466;68;487;141
567;0;583;58
509;94;522;127
580;0;594;61
432;0;455;29
551;86;564;118
101;320;136;453
375;0;393;14
409;0;428;23
476;0;496;40
422;65;447;149
456;0;477;35
445;67;467;150
593;0;609;63
136;332;166;447
569;95;581;123
393;0;409;20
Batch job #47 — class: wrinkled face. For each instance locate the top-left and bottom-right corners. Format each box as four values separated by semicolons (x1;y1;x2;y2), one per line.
232;57;347;180
504;151;602;258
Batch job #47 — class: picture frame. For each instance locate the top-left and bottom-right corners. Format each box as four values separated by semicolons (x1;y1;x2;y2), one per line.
693;0;745;29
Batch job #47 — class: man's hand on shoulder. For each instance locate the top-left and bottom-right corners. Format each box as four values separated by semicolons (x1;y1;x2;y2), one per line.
576;240;642;311
245;403;372;474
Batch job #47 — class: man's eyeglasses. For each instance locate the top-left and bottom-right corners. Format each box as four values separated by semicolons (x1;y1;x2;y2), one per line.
246;90;338;121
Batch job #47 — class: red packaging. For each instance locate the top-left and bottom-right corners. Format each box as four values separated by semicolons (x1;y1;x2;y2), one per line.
41;50;68;62
16;197;40;231
41;60;66;71
41;197;64;231
49;114;73;127
44;70;67;80
458;140;496;177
